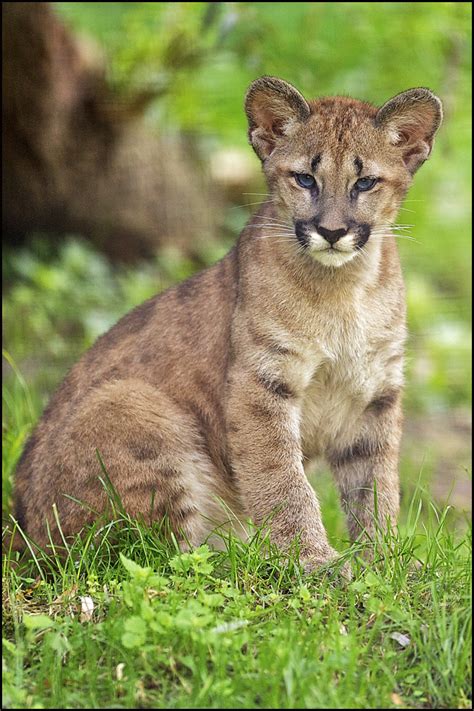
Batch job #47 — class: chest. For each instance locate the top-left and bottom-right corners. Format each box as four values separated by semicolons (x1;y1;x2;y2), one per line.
297;314;403;456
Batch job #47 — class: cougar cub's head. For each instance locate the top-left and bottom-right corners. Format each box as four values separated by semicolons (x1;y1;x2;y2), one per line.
245;77;442;268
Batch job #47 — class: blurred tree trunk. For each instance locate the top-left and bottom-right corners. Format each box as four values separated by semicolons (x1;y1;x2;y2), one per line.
2;2;219;261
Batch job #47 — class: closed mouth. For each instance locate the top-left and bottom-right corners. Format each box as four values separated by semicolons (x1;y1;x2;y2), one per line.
315;242;354;254
294;221;372;253
314;248;345;255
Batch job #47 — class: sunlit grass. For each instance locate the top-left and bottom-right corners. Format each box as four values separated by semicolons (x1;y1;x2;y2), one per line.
2;495;471;709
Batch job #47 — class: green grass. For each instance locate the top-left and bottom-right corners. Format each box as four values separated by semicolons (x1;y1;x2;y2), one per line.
2;497;471;709
2;372;472;709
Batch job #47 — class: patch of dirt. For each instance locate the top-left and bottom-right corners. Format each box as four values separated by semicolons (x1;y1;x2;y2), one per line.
403;408;471;511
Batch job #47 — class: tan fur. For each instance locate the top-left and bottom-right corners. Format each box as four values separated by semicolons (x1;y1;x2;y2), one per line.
12;77;442;569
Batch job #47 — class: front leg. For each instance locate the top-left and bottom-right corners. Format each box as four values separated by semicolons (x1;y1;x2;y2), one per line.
226;364;340;571
327;391;402;548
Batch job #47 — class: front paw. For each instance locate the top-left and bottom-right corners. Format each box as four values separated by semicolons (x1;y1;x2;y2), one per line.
301;547;352;580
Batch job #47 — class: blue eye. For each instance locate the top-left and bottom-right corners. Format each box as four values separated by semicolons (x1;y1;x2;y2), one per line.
294;173;316;189
354;177;377;192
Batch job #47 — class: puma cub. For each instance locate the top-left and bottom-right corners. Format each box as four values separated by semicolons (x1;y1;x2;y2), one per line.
13;77;442;570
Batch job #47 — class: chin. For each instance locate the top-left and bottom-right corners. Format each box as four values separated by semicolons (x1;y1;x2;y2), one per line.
311;249;358;268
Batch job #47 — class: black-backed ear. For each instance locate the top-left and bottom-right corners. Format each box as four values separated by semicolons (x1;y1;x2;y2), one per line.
245;76;311;160
375;88;443;174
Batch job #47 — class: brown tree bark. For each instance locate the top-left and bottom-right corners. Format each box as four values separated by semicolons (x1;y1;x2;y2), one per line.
2;2;219;261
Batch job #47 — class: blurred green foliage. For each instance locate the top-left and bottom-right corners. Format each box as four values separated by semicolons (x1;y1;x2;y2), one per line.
3;2;472;417
56;3;471;143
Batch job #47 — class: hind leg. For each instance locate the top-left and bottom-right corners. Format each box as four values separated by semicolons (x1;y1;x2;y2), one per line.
327;402;402;550
19;379;243;549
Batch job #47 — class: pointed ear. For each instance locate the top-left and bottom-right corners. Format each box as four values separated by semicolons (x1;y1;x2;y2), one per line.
375;88;443;174
245;77;311;160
